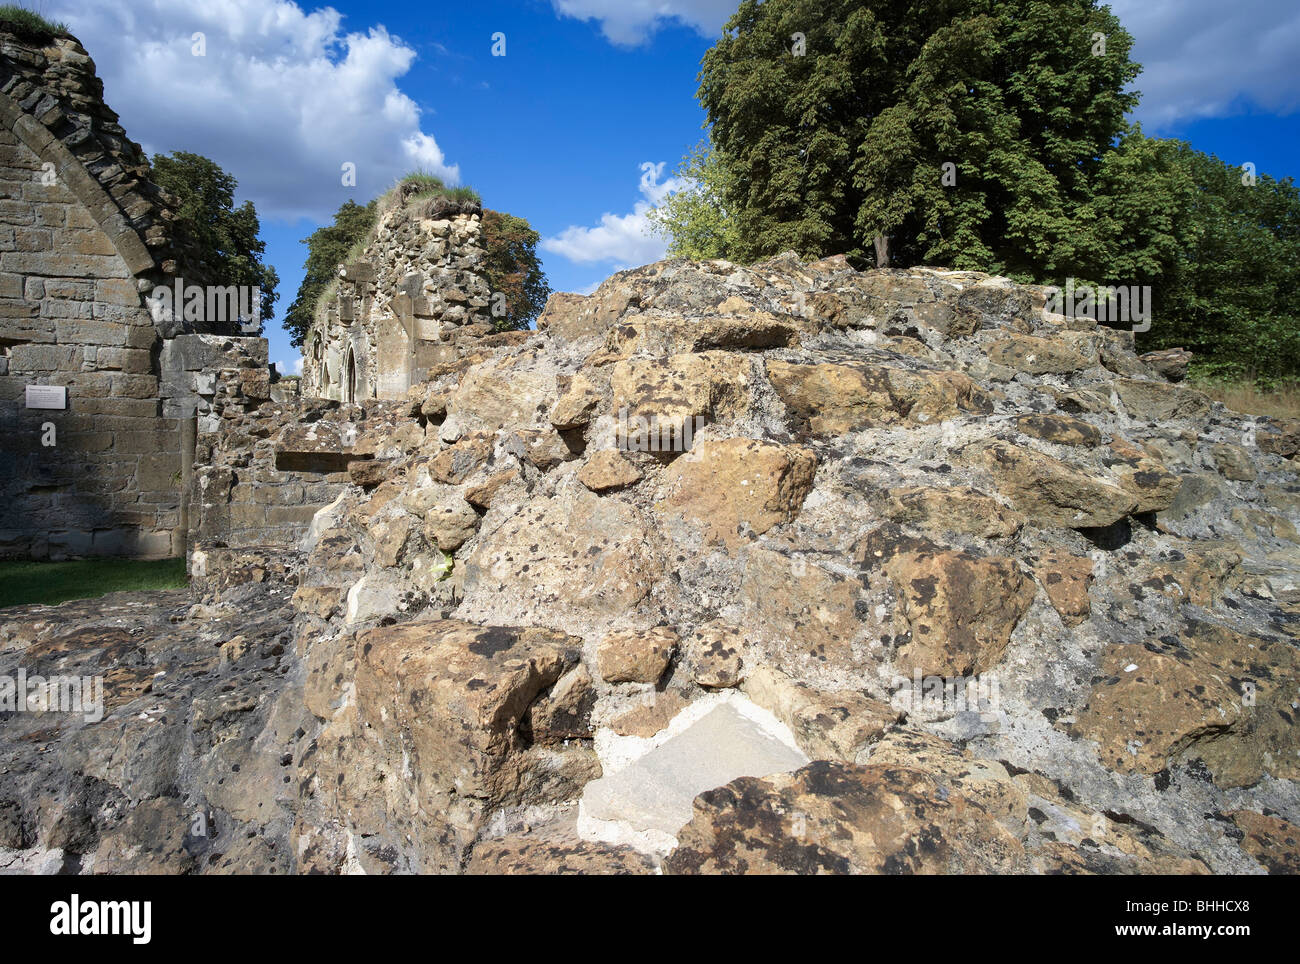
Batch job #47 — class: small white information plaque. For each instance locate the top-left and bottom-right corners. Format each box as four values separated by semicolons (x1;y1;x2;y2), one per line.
25;385;67;410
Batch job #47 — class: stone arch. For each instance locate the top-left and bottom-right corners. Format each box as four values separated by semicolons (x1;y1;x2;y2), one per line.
0;88;157;280
344;346;357;404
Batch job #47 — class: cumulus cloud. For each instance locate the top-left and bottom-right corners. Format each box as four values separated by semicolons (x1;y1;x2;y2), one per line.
277;357;304;376
551;0;734;46
1110;0;1300;126
541;161;685;267
49;0;460;222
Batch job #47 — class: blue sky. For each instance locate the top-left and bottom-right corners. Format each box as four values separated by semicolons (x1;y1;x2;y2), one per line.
42;0;1300;375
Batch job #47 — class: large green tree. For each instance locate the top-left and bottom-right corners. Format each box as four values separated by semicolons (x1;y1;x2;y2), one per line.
662;0;1299;380
480;209;551;331
284;199;378;348
1097;136;1300;382
695;0;1137;273
151;151;279;330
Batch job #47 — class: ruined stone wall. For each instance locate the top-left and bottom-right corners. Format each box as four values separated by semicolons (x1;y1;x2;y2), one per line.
302;194;494;402
186;388;421;592
0;29;235;559
0;117;178;557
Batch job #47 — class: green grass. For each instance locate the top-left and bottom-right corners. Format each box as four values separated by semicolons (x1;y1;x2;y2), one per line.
0;4;70;39
0;558;188;609
387;171;481;209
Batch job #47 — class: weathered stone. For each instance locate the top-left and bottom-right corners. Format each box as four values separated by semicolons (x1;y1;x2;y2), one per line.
291;584;345;618
1140;348;1192;382
885;549;1035;675
685;621;744;688
429;433;493;484
611;351;751;432
324;619;587;872
464;488;662;619
602;313;802;358
767;360;990;434
507;427;572;470
578;449;641;492
371;512;420;567
1229;811;1300;874
466;819;655;875
549;368;605;429
1139;542;1242;608
739;547;869;676
347;458;390;488
1104;439;1182;514
421;497;480;552
979;441;1138;529
1015;413;1101;447
1033;550;1094;626
987;333;1092;374
596;626;678;684
525;663;597;741
610;691;690;738
744;665;899;763
446;363;554;434
1210;442;1256;481
666;761;1025;874
1257;419;1300;459
1114;378;1213;422
766;359;893;434
1071;643;1244;777
464;468;516;509
1071;618;1298;787
883;485;1024;539
656;438;816;548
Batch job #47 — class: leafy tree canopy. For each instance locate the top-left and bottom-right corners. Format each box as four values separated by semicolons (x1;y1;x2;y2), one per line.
481;209;551;331
152;151;279;332
658;0;1298;381
695;0;1138;272
284;199;378;348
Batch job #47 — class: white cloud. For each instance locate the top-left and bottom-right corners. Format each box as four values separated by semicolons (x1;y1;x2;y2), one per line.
551;0;734;46
1110;0;1300;126
277;357;304;376
541;162;685;267
49;0;461;222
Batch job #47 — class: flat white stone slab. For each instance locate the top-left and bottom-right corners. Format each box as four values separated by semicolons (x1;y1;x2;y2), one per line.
578;699;808;854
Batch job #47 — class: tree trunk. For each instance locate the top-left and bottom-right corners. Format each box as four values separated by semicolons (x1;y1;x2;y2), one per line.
873;234;890;268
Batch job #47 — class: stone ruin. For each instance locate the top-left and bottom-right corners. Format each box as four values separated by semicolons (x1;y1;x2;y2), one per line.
0;28;267;559
301;184;496;403
0;28;499;562
2;28;1300;877
3;242;1300;874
